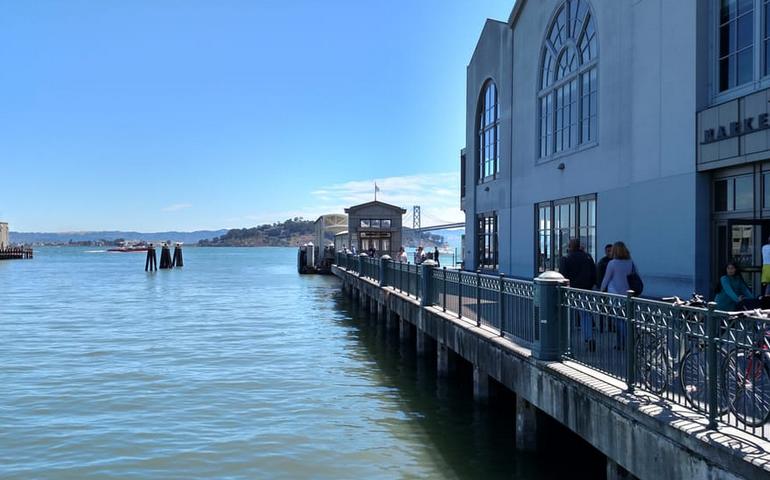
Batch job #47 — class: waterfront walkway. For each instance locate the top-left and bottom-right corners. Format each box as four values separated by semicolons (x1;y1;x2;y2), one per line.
334;253;770;479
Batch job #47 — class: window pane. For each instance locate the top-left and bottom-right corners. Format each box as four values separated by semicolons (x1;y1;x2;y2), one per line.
371;219;380;228
715;180;728;211
721;0;736;25
720;23;730;58
382;219;391;228
360;219;370;228
735;175;754;210
764;174;770;209
737;47;754;85
737;12;753;49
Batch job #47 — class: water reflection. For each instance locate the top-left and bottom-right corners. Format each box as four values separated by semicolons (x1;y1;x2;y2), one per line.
332;292;606;480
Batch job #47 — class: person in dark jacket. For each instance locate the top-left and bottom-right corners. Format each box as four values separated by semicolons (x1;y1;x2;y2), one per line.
559;238;597;351
595;243;613;334
434;247;440;267
596;244;613;288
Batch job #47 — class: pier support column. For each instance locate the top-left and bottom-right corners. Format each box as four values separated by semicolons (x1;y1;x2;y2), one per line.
416;329;427;356
437;342;450;377
606;459;634;480
399;318;411;343
386;311;398;331
515;395;539;452
473;365;489;402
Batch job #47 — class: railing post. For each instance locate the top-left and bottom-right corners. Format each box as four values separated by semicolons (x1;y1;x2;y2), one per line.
625;291;636;392
442;267;447;312
532;271;569;360
458;272;463;319
420;260;437;307
357;253;366;277
706;302;718;429
379;255;391;287
476;271;481;327
498;273;505;337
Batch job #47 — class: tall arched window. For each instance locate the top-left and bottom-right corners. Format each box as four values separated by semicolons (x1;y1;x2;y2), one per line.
478;81;499;181
539;0;597;158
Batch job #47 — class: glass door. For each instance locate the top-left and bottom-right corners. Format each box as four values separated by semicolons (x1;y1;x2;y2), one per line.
727;220;770;294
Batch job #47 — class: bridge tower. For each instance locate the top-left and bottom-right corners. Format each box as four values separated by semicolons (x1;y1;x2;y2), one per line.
412;205;421;244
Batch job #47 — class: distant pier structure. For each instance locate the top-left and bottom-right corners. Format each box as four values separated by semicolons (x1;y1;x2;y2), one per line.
0;222;33;260
298;214;347;274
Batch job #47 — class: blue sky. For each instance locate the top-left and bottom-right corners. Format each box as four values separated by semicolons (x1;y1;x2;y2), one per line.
0;0;514;232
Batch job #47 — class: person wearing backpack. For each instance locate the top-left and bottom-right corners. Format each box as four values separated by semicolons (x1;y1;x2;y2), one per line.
600;241;640;350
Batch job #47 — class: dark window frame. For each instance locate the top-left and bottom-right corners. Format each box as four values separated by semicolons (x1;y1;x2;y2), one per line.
477;81;499;183
535;193;597;274
477;212;499;271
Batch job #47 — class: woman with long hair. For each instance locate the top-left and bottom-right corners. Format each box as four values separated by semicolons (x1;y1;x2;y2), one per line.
600;241;637;349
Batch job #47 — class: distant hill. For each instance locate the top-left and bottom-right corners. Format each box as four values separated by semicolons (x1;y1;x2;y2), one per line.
199;218;314;247
11;230;227;245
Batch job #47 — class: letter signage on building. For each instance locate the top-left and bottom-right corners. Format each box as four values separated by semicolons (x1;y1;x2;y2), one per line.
702;112;770;144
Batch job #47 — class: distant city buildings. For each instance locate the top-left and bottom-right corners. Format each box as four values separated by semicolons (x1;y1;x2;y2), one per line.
461;0;770;297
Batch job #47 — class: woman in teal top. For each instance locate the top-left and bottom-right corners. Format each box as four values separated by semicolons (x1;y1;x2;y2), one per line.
715;263;755;312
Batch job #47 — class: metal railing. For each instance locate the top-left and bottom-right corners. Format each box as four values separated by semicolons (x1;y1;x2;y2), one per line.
333;256;770;442
561;287;770;441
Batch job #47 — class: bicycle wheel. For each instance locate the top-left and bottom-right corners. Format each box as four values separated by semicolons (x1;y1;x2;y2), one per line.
636;330;670;394
724;347;770;428
680;345;729;416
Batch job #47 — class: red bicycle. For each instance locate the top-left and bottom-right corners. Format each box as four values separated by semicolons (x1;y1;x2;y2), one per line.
724;315;770;427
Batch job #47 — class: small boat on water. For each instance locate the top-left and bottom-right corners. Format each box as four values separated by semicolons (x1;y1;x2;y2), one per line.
107;243;149;253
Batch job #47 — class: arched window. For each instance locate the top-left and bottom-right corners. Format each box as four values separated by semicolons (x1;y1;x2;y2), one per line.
478;81;499;181
539;0;597;158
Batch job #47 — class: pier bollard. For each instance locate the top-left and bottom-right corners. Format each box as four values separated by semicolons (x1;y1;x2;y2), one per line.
145;244;157;272
159;243;172;269
357;253;367;277
172;243;184;267
379;255;391;287
419;259;437;307
532;271;569;361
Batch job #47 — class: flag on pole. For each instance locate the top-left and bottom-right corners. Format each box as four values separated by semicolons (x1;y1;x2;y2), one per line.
375;182;380;201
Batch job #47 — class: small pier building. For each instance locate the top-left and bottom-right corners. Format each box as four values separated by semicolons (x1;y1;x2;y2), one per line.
344;201;406;258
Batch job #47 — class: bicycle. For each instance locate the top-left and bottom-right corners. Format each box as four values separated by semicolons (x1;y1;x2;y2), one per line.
722;312;770;427
636;294;730;417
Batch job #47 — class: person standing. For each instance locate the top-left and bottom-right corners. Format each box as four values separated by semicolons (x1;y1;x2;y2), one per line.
600;241;637;350
559;238;597;351
398;246;408;263
596;244;613;288
434;247;440;267
414;246;425;265
595;243;613;333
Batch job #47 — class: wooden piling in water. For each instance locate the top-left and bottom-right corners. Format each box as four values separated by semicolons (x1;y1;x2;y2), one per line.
172;243;183;268
145;244;157;271
159;243;172;269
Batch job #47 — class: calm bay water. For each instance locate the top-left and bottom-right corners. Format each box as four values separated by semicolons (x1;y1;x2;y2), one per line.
0;247;596;479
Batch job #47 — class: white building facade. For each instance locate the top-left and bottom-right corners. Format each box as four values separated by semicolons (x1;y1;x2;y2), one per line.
0;222;8;249
461;0;750;298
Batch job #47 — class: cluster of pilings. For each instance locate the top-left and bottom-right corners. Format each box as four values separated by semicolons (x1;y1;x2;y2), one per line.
0;247;33;260
145;243;183;272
